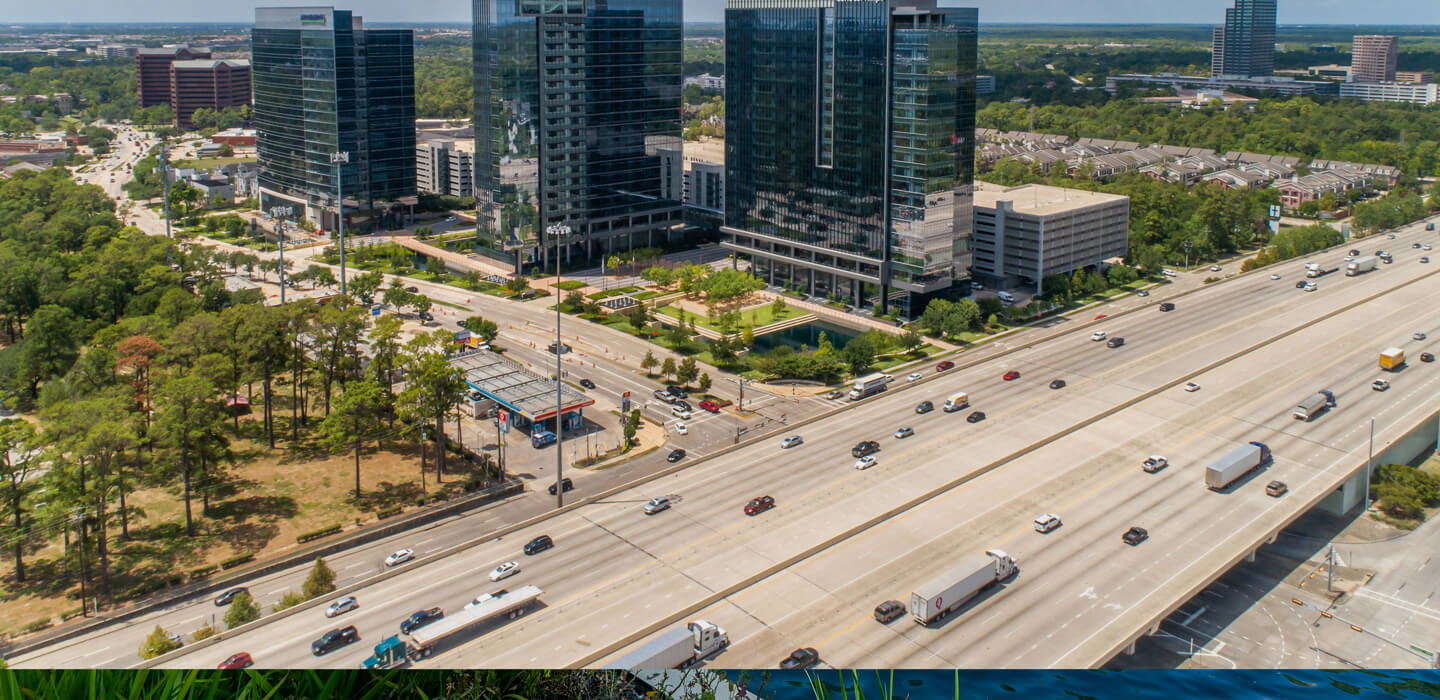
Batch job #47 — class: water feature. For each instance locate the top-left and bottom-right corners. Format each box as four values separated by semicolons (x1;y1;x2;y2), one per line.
748;319;862;354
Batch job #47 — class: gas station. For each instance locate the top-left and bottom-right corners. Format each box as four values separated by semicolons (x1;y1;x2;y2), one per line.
449;350;595;448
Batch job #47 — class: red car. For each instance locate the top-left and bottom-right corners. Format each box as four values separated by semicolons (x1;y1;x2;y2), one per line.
217;652;253;669
744;496;775;516
936;361;955;372
1003;370;1021;381
1094;314;1107;320
698;400;720;413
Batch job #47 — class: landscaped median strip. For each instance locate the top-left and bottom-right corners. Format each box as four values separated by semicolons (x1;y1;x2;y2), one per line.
567;262;1440;669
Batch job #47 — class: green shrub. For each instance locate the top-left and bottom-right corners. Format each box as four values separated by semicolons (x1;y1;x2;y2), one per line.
192;622;219;641
189;564;219;579
23;619;52;634
138;625;182;659
297;524;343;543
219;552;254;570
377;505;403;519
224;592;261;629
272;590;307;612
301;557;337;599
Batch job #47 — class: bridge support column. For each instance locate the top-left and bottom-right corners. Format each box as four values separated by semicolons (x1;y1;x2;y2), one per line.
1246;550;1257;563
1125;641;1136;656
1319;467;1368;516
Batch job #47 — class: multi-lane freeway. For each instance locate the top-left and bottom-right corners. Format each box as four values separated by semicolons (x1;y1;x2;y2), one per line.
86;216;1435;670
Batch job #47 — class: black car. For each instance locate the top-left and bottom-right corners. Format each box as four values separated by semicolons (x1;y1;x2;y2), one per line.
666;448;686;463
666;385;689;399
874;600;905;623
1122;527;1148;546
524;535;554;555
1159;302;1175;312
1349;249;1360;256
547;478;574;496
1295;280;1308;289
1415;242;1424;249
915;400;934;414
546;342;571;355
1049;379;1066;390
851;440;880;458
672;400;692;412
417;311;433;322
214;587;248;606
1424;353;1436;363
404;286;419;293
780;647;820;670
967;411;986;423
310;626;359;656
1107;337;1125;348
399;607;445;635
579;378;596;389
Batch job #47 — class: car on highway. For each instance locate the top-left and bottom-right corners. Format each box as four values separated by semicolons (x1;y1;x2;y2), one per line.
1373;379;1391;392
167;631;184;647
489;561;521;581
578;378;596;389
851;440;880;458
915;400;934;414
1426;245;1434;251
524;535;554;555
1003;370;1021;381
1094;314;1107;321
893;426;914;440
874;600;905;623
698;400;720;413
547;478;574;495
1265;481;1288;498
1141;455;1168;473
1303;282;1318;292
1270;273;1281;280
780;647;820;670
445;216;457;223
854;455;878;470
744;496;776;516
1122;527;1149;546
906;372;923;383
1136;290;1149;297
1091;330;1107;341
310;626;360;656
1209;265;1222;272
400;607;445;634
1423;257;1431;264
643;496;672;515
666;448;687;462
826;389;845;400
674;422;688;435
1295;281;1307;289
324;596;359;618
936;360;955;372
781;435;804;449
214;587;248;606
385;548;415;567
1349;249;1360;256
217;652;254;669
1415;332;1428;341
967;411;986;423
1415;243;1425;249
1184;382;1201;392
1106;337;1125;348
1049;379;1066;390
1423;353;1436;363
547;342;571;354
1159;302;1176;312
1388;233;1397;239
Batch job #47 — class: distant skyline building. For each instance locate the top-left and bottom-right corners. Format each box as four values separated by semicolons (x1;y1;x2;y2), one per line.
721;0;978;317
1211;0;1276;78
170;59;251;130
135;45;211;109
1350;35;1399;83
472;0;684;274
253;6;417;233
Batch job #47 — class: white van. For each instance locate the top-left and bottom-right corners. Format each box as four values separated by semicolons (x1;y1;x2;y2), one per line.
943;392;970;412
997;291;1015;304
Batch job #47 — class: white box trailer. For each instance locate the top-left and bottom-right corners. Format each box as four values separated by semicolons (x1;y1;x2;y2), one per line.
1205;442;1271;491
604;620;729;670
1292;391;1334;421
1346;256;1378;276
909;550;1016;625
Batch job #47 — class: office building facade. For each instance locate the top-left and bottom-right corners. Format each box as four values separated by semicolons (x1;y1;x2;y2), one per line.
253;7;417;233
1351;35;1399;83
1340;81;1440;106
722;0;977;318
416;139;476;198
136;45;211;109
1211;0;1276;78
170;59;251;130
473;0;684;274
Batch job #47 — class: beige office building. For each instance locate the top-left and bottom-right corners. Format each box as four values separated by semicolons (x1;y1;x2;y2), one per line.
1351;35;1398;83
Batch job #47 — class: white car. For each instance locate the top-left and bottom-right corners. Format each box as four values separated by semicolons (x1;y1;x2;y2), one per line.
1162;269;1177;277
1183;382;1201;392
384;548;415;567
670;405;692;420
1209;265;1222;272
893;426;914;439
674;422;688;435
906;372;923;383
1136;290;1149;297
1269;273;1281;280
1387;233;1397;239
1303;282;1317;292
1091;330;1107;342
1372;379;1390;392
488;561;520;582
1415;332;1427;341
780;435;803;449
1033;513;1062;533
325;596;359;617
854;455;878;470
1425;245;1433;251
1141;455;1168;473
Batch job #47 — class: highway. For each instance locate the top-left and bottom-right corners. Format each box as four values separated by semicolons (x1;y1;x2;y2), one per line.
122;216;1440;670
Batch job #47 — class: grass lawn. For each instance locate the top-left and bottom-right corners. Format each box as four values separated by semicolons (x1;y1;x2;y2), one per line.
587;289;623;300
654;303;804;332
552;280;588;290
632;290;662;301
173;156;256;170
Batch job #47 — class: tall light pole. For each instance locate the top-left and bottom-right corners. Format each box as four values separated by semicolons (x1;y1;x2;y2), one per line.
269;205;293;304
1366;417;1376;510
158;145;171;240
330;151;350;296
547;222;571;508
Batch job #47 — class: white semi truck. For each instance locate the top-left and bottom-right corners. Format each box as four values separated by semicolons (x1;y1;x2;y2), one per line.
603;620;729;670
909;550;1016;625
1205;441;1272;491
362;585;543;668
1346;256;1378;276
849;373;891;401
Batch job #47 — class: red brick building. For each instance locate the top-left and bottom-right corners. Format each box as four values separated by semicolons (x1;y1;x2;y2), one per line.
136;46;211;109
171;59;251;130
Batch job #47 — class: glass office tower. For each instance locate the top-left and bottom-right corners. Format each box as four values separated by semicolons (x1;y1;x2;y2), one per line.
1211;0;1276;78
473;0;684;274
253;7;416;233
723;0;976;318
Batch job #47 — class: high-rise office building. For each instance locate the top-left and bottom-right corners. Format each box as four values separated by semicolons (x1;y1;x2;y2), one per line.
1211;0;1276;78
136;45;211;109
1351;35;1399;83
473;0;684;274
253;7;417;232
170;59;251;130
722;0;977;317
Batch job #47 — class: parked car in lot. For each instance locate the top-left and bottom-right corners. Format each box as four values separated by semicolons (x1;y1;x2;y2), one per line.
1003;370;1021;381
666;448;687;462
215;587;248;606
547;478;574;495
698;400;720;413
854;455;878;470
893;426;914;439
1265;481;1288;497
311;626;360;656
744;495;776;516
873;600;905;623
324;596;359;618
400;607;444;634
1033;513;1062;533
643;496;671;515
1107;337;1125;348
1049;379;1066;390
524;535;554;555
967;411;986;423
217;652;254;669
780;435;804;449
384;548;415;567
1141;455;1168;473
851;440;880;458
915;400;934;414
936;361;955;372
1122;527;1149;546
489;561;520;581
780;647;820;670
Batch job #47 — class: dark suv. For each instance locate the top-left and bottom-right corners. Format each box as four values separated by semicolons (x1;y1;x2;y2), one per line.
311;626;359;655
1107;337;1125;348
1122;527;1148;546
400;607;445;634
851;441;880;458
780;647;820;670
524;535;554;555
666;386;689;399
547;478;574;496
915;401;934;414
1159;302;1175;312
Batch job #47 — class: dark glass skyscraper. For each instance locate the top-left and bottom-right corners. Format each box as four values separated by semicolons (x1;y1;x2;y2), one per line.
723;0;976;317
253;7;416;232
473;0;684;274
1211;0;1276;78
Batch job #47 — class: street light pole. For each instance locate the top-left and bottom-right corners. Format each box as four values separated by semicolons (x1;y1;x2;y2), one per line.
1366;417;1375;510
269;206;293;304
158;147;172;240
331;151;350;296
547;222;571;509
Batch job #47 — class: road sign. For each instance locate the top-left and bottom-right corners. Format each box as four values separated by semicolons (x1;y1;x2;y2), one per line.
497;411;510;434
622;391;631;398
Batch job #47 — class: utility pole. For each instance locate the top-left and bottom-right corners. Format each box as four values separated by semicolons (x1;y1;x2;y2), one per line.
331;151;350;296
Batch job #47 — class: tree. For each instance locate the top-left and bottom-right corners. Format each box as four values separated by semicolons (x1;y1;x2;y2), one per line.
841;335;876;373
564;290;584;311
0;419;40;582
771;296;787;316
676;357;699;387
505;275;530;295
901;330;924;352
139;625;182;659
167;181;201;220
741;326;755;348
698;372;712;393
461;316;499;342
641;266;676;287
152;374;226;537
349;270;384;305
15;305;80;399
398;346;467;484
318;380;385;498
224;591;261;629
382;279;413;310
640;350;659;376
626;307;649;333
660;357;677;382
301;556;338;599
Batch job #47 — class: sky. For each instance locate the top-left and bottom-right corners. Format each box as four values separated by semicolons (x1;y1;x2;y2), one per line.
2;0;1437;25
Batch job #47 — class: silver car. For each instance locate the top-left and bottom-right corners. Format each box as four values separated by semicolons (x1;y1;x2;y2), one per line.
325;596;359;618
780;435;803;449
